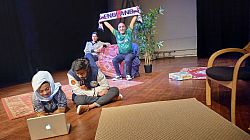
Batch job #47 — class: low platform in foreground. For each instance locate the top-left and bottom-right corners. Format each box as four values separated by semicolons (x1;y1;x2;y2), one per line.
96;98;250;140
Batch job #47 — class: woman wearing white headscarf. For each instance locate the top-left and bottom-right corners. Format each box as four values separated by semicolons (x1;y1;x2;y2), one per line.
31;71;67;116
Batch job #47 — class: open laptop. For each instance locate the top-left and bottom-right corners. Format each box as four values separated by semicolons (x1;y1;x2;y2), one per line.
27;113;70;140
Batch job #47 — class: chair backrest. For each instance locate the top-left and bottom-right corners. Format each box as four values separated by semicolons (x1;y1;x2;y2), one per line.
100;44;118;57
132;43;139;57
243;42;250;53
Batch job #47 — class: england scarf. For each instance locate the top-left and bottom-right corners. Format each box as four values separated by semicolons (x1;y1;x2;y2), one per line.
98;6;142;30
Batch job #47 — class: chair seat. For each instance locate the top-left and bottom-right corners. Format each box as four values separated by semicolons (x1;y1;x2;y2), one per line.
206;66;250;81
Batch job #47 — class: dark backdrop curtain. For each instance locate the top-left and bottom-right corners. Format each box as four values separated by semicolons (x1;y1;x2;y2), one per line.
197;0;250;58
0;0;33;87
0;0;109;87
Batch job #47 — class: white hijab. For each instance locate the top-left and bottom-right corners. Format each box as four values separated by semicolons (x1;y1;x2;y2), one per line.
31;71;61;101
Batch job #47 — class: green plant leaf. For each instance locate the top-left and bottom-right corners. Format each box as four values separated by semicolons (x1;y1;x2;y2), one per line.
133;6;164;64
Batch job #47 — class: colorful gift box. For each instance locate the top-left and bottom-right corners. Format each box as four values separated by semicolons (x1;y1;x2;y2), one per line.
169;71;192;81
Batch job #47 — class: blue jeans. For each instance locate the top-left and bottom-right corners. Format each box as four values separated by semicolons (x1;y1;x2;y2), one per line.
85;53;98;68
112;53;136;76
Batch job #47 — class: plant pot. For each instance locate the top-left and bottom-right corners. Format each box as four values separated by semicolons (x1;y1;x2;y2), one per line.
144;64;152;73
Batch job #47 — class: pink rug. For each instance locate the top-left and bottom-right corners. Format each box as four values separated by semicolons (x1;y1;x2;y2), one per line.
107;79;143;90
1;92;35;120
1;80;143;120
180;67;207;79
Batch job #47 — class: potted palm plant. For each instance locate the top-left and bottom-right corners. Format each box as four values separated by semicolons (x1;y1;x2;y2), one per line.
133;7;164;73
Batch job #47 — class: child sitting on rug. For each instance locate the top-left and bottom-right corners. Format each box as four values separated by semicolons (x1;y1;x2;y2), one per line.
31;71;67;117
67;58;123;115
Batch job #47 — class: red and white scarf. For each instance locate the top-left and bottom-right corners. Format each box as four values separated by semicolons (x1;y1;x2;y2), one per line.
98;6;142;30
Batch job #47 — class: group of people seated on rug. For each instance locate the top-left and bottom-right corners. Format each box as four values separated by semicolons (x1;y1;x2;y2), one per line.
32;59;123;116
31;16;138;116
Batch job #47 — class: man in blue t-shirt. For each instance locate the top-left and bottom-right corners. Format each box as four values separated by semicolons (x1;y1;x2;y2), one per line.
104;16;137;81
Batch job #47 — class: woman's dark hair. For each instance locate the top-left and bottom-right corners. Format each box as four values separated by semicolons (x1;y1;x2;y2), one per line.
71;58;90;71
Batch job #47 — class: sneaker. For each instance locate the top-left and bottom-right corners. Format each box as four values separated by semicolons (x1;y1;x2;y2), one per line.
112;75;122;81
116;94;123;101
126;75;132;81
77;105;89;115
113;93;123;101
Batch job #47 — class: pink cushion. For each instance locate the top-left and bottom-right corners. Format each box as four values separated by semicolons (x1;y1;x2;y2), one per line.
96;45;124;77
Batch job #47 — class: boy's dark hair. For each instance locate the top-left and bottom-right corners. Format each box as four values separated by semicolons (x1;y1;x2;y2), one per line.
118;22;126;26
92;31;98;36
71;58;90;71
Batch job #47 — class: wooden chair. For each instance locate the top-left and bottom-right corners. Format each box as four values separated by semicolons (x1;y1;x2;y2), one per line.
206;42;250;124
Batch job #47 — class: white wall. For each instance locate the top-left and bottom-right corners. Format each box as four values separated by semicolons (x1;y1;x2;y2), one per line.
108;0;197;57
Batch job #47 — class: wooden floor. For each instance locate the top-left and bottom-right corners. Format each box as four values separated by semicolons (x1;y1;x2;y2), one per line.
0;57;249;139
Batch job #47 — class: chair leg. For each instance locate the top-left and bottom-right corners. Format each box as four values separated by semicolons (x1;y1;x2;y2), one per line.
231;88;236;124
206;78;211;105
